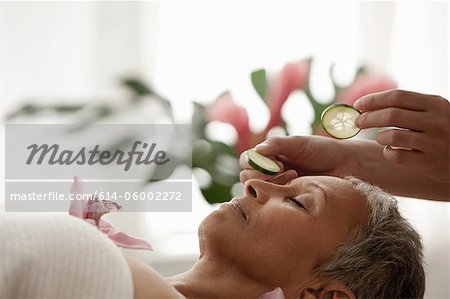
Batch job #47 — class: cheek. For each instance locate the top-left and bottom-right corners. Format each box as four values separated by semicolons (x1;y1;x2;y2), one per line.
252;210;317;259
258;209;335;261
241;211;324;282
256;209;309;241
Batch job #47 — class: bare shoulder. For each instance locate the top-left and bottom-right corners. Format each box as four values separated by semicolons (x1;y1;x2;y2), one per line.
125;255;186;299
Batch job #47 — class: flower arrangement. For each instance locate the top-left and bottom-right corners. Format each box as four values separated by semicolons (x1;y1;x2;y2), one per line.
192;57;396;204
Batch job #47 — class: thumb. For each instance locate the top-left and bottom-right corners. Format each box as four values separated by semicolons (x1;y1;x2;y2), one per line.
255;136;309;158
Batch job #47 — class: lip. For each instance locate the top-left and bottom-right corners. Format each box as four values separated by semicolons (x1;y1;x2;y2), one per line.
230;199;248;223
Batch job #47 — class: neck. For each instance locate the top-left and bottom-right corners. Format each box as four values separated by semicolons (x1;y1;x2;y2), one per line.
167;255;271;299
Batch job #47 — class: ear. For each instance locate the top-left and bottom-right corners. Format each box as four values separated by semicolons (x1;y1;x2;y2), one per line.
299;279;356;299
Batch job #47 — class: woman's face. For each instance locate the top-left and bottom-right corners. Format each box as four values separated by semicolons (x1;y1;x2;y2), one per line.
199;176;368;289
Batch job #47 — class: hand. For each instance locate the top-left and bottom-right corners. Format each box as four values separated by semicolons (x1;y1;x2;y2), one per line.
354;89;449;183
239;135;351;184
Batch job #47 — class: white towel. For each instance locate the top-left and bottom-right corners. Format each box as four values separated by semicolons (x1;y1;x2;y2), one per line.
0;214;133;299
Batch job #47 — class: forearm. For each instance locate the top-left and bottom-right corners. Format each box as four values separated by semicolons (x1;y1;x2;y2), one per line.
344;140;449;201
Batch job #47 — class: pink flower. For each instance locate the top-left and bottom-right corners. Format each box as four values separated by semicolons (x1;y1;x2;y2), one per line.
69;177;152;250
206;91;251;154
337;73;397;106
259;287;285;299
265;58;311;131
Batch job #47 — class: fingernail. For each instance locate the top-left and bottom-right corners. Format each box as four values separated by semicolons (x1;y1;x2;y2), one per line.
354;116;362;128
286;169;298;178
255;142;270;151
354;99;364;110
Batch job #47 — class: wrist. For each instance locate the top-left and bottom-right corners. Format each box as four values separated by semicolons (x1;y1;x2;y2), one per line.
338;140;365;177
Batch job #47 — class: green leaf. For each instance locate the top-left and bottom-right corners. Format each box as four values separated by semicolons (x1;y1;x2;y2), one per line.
192;102;207;140
251;69;268;102
329;63;342;97
95;104;114;118
304;87;328;126
356;65;367;77
146;156;183;182
53;104;85;113
191;137;240;204
154;96;174;120
122;78;153;96
192;140;235;170
201;179;234;204
106;135;138;152
5;103;41;120
121;77;174;119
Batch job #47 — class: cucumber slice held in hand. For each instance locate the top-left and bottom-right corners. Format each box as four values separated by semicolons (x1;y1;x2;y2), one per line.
246;149;281;175
321;104;361;139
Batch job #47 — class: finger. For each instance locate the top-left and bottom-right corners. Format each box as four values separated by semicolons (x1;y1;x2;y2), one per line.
255;135;310;158
255;136;300;156
354;89;428;112
383;146;424;166
239;151;251;169
355;108;427;131
427;97;450;133
255;137;290;156
240;169;274;183
239;169;297;184
267;169;298;185
239;149;285;172
376;129;426;151
276;154;302;172
275;154;319;176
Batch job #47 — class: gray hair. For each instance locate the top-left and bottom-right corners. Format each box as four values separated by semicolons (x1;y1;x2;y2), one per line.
313;177;425;299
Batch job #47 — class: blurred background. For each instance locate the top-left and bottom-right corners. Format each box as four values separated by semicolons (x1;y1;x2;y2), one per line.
0;1;448;298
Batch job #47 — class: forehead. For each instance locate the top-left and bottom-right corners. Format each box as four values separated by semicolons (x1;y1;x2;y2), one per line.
289;175;355;193
289;176;368;218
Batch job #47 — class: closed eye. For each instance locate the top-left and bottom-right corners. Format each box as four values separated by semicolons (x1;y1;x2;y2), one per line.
289;197;306;210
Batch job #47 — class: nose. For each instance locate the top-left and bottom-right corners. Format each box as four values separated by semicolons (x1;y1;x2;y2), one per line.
244;179;275;204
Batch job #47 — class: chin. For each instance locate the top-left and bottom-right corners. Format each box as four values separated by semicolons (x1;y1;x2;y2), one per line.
197;209;239;257
198;209;226;240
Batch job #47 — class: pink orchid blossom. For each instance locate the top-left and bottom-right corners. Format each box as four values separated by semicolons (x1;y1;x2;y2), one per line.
259;287;285;299
206;91;251;154
69;176;152;250
337;73;397;106
265;58;311;132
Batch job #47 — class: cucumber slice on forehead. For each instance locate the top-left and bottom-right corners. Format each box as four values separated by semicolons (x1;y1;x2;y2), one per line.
321;104;361;139
246;149;281;175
